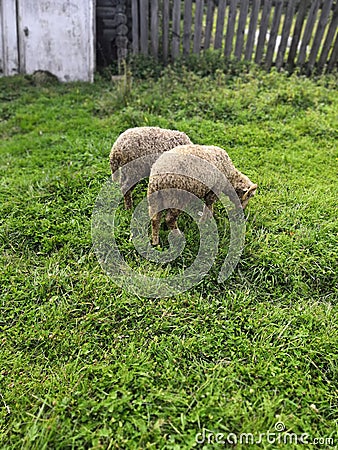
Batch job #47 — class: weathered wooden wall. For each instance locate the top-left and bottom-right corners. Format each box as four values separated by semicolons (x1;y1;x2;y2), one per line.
0;0;95;81
96;0;131;66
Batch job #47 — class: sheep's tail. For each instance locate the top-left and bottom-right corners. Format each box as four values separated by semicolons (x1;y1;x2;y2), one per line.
148;189;164;219
110;154;120;182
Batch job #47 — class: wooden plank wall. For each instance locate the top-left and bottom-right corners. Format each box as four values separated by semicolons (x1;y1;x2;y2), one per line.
131;0;338;73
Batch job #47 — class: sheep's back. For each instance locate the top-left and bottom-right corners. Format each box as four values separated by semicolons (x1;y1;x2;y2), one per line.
110;127;192;167
148;145;227;201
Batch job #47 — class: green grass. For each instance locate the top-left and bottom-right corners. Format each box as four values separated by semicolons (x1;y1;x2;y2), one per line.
0;65;337;449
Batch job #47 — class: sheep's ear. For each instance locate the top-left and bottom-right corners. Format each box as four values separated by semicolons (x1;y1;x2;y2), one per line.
236;188;246;199
242;184;257;201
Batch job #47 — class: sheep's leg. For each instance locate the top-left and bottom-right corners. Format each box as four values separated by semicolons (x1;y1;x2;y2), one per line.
124;189;133;210
166;209;180;230
151;211;162;246
200;192;216;222
205;191;217;213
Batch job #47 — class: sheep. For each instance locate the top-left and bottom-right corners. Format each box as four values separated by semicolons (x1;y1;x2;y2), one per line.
109;126;192;209
147;144;257;246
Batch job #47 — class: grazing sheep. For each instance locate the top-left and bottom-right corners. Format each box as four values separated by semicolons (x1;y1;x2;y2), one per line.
148;144;257;245
109;126;192;209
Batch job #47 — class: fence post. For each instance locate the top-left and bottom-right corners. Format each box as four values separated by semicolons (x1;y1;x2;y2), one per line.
224;0;238;57
265;0;284;70
131;0;139;54
193;0;204;54
172;0;181;59
205;0;216;50
255;0;272;64
297;0;321;68
245;0;261;62
287;0;310;71
140;0;149;55
235;0;249;59
151;0;159;58
307;0;334;74
318;1;338;72
275;0;296;70
214;0;227;50
327;30;338;72
183;0;193;56
162;0;170;63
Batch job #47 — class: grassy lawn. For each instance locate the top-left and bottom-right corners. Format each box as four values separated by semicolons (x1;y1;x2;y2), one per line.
0;64;337;448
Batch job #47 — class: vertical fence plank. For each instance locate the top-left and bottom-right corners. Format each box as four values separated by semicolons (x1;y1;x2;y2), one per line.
131;0;139;54
205;0;216;50
327;30;338;72
162;0;170;63
140;0;149;54
183;0;193;55
287;0;310;70
224;0;238;57
235;0;249;59
275;0;296;70
287;0;311;72
193;0;204;54
172;0;181;59
245;0;261;61
151;0;159;57
214;0;227;50
255;0;272;64
307;0;334;73
297;0;321;67
318;1;338;72
265;0;284;70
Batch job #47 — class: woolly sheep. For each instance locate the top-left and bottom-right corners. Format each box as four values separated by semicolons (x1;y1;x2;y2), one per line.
147;144;257;245
109;126;192;209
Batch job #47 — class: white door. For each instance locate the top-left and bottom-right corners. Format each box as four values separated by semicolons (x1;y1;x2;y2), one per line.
16;0;95;82
0;1;19;76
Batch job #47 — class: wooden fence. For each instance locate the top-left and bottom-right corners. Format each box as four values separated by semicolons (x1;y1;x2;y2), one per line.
131;0;338;73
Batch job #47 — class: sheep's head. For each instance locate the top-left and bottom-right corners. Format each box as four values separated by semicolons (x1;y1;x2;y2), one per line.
236;183;258;209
